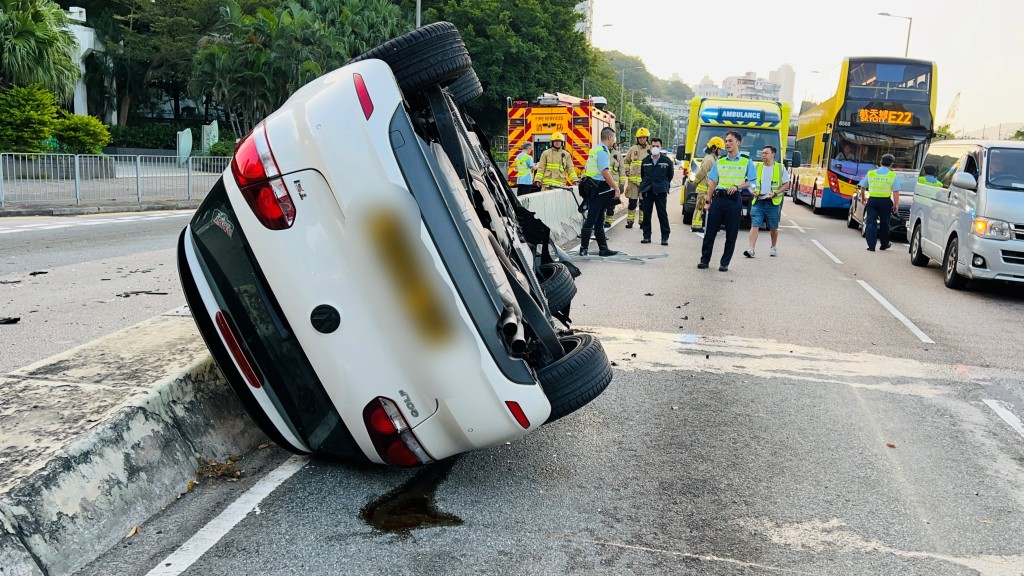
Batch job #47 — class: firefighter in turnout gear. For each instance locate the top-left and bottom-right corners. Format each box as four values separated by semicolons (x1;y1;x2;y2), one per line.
537;132;576;190
623;128;651;228
691;136;724;232
604;145;626;227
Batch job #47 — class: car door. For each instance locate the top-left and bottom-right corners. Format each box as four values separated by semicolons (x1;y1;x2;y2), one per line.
947;148;982;247
917;145;961;260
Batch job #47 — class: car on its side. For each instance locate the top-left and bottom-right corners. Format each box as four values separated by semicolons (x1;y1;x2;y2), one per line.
908;140;1024;289
177;23;612;466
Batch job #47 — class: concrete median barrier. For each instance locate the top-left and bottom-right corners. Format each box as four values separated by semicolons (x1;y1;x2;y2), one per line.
518;187;586;245
0;309;263;576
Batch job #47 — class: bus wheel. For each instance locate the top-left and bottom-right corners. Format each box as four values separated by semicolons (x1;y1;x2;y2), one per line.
811;187;824;215
792;180;803;205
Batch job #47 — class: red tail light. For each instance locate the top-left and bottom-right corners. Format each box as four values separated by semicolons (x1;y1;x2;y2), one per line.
214;311;262;389
505;401;530;429
231;124;296;230
353;73;373;120
362;397;433;467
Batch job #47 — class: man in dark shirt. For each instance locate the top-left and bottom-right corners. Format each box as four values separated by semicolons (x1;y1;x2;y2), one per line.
639;137;674;245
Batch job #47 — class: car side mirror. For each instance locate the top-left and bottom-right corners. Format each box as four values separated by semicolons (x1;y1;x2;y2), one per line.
951;172;977;191
676;145;685;158
791;151;802;168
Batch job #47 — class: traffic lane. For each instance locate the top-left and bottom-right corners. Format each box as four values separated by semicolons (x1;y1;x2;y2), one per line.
92;344;1024;575
0;247;184;372
785;204;1024;372
570;202;930;358
0;211;191;276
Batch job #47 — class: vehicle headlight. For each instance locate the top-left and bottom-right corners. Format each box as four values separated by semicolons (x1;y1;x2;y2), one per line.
972;217;1012;239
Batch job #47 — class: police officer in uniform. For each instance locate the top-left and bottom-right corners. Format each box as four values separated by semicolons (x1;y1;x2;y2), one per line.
857;153;901;251
698;130;756;271
579;127;622;256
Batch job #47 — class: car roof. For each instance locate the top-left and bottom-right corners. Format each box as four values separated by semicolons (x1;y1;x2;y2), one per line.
929;139;1024;150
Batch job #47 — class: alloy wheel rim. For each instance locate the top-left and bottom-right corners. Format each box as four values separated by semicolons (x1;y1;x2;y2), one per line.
947;242;957;279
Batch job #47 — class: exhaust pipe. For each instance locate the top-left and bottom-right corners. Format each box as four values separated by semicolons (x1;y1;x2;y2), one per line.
499;306;518;337
509;320;526;355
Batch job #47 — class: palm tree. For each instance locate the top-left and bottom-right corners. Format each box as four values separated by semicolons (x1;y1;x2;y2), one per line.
0;0;80;100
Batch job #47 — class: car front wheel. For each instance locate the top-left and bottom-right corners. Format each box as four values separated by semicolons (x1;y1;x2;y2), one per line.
943;236;968;289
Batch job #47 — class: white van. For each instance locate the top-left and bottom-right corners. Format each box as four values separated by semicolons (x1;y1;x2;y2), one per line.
908;140;1024;289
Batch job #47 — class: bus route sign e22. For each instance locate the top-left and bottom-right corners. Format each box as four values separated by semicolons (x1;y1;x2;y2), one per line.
718;109;764;123
857;108;913;125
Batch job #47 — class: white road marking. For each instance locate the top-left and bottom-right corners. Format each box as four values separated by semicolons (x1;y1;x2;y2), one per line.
0;229;23;234
811;239;842;264
35;224;73;230
145;456;308;576
983;399;1024;440
788;219;807;234
856;280;935;344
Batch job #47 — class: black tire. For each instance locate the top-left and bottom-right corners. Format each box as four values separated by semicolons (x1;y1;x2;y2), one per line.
847;200;860;229
792;180;803;205
910;224;929;267
537;334;613;423
811;186;823;214
682;206;693;225
943;236;968;289
538;262;576;313
348;22;472;95
446;70;483;106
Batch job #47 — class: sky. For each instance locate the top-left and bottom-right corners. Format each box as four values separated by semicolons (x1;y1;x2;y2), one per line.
589;0;1023;136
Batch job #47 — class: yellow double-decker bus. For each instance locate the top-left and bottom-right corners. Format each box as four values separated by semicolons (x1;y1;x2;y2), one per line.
791;57;937;216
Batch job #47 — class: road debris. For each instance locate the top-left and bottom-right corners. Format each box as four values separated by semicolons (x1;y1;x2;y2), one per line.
0;317;20;325
116;290;169;298
29;271;48;276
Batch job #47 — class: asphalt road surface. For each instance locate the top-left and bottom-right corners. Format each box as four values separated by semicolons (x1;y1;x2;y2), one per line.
7;201;1024;575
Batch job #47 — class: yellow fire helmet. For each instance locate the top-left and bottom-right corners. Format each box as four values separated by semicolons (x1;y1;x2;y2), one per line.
550;132;565;142
635;127;650;138
707;136;726;151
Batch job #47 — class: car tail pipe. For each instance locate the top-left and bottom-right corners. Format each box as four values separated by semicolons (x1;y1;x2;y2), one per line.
499;305;527;355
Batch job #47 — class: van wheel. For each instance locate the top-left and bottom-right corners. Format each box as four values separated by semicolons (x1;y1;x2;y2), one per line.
910;224;929;267
348;22;472;95
537;334;613;423
943;237;968;289
445;70;483;106
538;262;576;314
682;206;693;224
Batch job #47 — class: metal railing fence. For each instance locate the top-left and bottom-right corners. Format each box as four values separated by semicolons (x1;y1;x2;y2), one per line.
0;153;231;207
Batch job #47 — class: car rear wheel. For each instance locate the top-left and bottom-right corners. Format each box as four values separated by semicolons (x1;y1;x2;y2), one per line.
847;200;859;229
538;262;576;314
537;333;612;423
348;21;472;94
682;206;693;224
446;70;483;106
910;224;929;267
943;236;968;289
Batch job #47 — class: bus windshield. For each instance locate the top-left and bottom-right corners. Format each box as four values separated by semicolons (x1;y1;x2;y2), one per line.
696;127;781;159
830;131;927;179
846;60;932;103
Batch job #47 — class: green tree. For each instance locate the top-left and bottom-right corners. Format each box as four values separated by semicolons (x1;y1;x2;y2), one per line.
53;111;111;153
0;0;80;100
935;123;955;140
1011;128;1024;141
422;0;595;138
0;83;59;152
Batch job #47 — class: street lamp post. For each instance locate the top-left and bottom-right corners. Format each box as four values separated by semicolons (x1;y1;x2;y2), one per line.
878;12;912;57
619;65;642;137
416;0;421;27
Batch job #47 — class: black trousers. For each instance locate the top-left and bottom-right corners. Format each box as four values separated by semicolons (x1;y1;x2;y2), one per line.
583;193;610;231
516;184;534;196
640;192;669;239
865;196;893;248
700;193;741;266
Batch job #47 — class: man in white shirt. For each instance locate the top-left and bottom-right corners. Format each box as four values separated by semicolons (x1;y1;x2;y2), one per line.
744;145;790;258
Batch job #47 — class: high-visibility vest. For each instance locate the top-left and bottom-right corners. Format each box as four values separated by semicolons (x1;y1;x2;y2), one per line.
584;144;608;178
918;175;940;186
715;155;751;188
753;162;783;205
625;144;649;184
866;169;897;198
516;151;532;178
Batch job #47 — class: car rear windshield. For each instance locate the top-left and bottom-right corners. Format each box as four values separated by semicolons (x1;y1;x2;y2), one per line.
189;179;365;459
986;148;1024;191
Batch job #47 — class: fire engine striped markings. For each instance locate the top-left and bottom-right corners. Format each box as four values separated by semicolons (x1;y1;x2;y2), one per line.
811;240;842;264
856;280;935;344
982;399;1024;440
145;455;308;576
